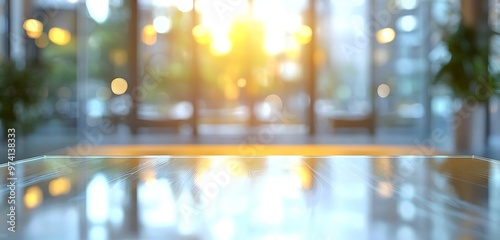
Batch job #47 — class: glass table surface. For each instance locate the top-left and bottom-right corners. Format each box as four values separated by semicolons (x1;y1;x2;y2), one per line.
1;155;499;240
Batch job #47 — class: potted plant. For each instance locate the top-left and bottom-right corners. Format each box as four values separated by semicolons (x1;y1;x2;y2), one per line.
0;60;45;138
433;1;500;154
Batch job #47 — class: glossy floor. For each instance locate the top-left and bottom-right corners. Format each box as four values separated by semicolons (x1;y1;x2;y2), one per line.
1;155;499;240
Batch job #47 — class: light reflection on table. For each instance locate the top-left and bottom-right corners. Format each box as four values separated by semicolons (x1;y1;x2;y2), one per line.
1;155;499;240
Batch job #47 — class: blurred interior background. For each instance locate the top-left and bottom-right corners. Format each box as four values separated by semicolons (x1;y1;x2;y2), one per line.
0;0;500;160
1;2;500;239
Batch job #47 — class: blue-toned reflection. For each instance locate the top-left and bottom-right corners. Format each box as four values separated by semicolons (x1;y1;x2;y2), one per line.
3;156;499;240
139;178;177;227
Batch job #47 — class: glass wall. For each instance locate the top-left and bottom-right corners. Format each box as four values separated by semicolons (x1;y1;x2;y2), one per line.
194;0;310;135
2;0;499;156
315;0;371;134
77;0;312;137
315;0;431;136
136;0;193;135
428;0;459;152
81;0;131;136
372;0;430;134
33;0;78;126
71;0;464;139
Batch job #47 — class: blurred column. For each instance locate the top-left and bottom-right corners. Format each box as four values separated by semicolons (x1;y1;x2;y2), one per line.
7;0;24;64
77;0;89;140
191;0;199;136
76;158;88;240
423;0;433;140
369;0;376;135
307;0;317;135
461;0;491;147
129;0;139;135
75;1;90;236
461;0;489;29
14;161;24;236
127;159;140;235
247;0;256;130
4;0;10;58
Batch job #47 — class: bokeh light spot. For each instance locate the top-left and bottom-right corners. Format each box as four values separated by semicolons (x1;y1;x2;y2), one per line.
24;186;43;209
377;84;391;98
142;25;157;45
111;78;128;95
376;28;396;44
49;27;72;46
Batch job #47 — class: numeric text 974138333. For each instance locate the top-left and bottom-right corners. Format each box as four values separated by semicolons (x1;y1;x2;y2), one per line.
6;128;17;233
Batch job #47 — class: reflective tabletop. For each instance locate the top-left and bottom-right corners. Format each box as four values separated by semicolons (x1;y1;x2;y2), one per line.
1;155;499;240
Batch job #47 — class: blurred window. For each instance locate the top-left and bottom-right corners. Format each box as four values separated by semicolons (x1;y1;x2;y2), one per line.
137;0;193;123
20;0;79;134
315;0;371;133
81;0;131;132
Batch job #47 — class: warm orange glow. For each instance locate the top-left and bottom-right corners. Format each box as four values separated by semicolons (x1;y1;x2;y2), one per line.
141;170;157;184
49;177;72;196
111;78;128;95
376;28;396;44
225;83;239;100
295;25;312;44
194;160;212;187
141;24;157;45
23;19;43;32
24;186;43;209
314;50;326;66
293;163;312;190
210;36;232;55
48;27;71;46
23;19;43;39
254;68;269;87
27;30;43;39
377;181;394;198
375;158;393;177
285;48;301;59
227;159;248;177
192;25;211;45
35;33;49;48
237;78;247;88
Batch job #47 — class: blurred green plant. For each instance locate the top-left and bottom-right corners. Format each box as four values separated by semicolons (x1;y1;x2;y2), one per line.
0;61;45;137
434;20;500;100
